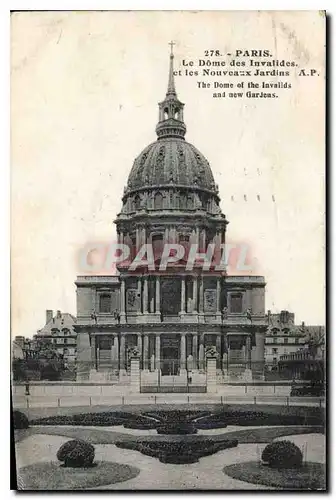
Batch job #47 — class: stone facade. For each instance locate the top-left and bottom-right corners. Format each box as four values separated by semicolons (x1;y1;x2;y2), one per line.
264;310;307;370
75;49;267;383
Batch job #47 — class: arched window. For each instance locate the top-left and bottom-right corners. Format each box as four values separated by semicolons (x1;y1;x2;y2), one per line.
134;195;141;210
152;234;163;258
154;192;163;210
179;192;187;209
164;108;169;120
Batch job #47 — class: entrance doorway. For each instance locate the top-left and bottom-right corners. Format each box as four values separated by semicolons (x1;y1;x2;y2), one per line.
161;346;179;375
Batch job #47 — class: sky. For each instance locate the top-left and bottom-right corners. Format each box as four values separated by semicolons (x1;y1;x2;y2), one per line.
11;11;325;338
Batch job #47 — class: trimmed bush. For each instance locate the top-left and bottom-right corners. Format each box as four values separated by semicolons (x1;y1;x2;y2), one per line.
57;439;95;468
13;410;29;430
261;440;303;469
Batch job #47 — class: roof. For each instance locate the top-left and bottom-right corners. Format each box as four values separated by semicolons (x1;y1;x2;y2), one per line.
37;312;76;336
126;138;217;194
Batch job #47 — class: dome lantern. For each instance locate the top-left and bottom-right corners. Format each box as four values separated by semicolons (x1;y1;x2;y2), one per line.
156;42;187;140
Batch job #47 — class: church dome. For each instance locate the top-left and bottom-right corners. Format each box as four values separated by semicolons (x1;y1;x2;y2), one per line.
126;138;217;193
117;45;225;219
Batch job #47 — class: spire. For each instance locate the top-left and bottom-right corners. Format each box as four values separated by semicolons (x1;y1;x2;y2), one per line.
156;42;186;140
167;41;176;96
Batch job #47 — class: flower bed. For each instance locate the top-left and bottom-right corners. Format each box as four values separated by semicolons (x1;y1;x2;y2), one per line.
30;411;158;428
116;437;238;464
29;407;324;432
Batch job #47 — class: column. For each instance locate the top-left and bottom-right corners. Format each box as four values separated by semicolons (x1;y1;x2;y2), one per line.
112;334;119;371
180;277;186;313
143;277;149;313
137;277;142;314
199;277;204;313
136;227;140;251
155;334;161;370
216;335;222;369
195;227;200;248
192;277;198;313
91;335;97;370
155;276;160;314
192;334;198;369
150;278;155;313
200;229;206;252
137;333;143;368
246;335;252;369
216;278;221;314
223;335;229;375
143;334;149;370
198;333;205;371
180;333;186;371
120;278;126;323
120;334;126;372
141;227;146;246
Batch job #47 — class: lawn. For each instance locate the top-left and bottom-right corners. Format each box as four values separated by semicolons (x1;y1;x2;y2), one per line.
223;461;326;490
17;424;323;445
18;461;140;490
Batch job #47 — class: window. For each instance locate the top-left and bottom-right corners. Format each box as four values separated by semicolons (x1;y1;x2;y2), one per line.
134;195;141;210
230;293;243;314
179;192;187;209
295;338;299;344
152;234;163;258
154;192;163;209
99;294;111;313
284;338;288;344
272;348;278;354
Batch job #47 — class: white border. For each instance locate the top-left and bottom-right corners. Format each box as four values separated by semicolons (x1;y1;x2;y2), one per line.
3;2;333;499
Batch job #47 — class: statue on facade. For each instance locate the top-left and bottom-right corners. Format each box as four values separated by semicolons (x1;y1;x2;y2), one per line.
90;311;97;324
113;310;120;324
222;306;228;320
246;307;252;323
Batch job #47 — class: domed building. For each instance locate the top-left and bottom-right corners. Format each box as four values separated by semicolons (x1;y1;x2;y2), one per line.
75;48;267;385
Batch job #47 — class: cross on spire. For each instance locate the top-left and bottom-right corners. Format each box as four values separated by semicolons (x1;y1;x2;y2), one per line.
169;40;176;55
166;41;177;96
